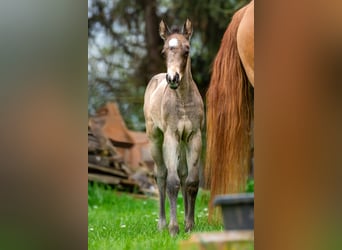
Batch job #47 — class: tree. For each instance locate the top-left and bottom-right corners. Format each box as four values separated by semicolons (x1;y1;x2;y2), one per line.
88;0;249;130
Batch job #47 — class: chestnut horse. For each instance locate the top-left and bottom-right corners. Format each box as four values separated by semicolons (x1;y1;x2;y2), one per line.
144;19;204;236
205;0;254;219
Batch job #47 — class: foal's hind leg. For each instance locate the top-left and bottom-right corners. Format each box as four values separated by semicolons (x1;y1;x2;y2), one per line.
184;130;201;232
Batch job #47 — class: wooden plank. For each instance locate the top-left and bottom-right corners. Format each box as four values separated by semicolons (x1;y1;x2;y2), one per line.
88;154;123;163
118;178;143;194
88;173;141;191
120;164;133;175
120;178;139;186
88;163;128;178
88;173;121;185
179;231;254;250
88;155;111;167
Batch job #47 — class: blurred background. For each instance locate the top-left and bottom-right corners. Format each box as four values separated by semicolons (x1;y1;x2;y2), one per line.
88;0;249;131
0;0;341;249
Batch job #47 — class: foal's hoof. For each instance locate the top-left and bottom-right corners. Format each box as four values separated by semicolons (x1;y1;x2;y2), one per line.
168;224;179;237
185;221;194;233
158;219;167;231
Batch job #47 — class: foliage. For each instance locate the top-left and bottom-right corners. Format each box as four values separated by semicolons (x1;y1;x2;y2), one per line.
88;0;249;130
88;183;223;250
245;178;254;193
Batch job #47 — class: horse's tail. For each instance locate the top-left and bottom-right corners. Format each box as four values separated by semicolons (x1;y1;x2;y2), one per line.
205;5;254;221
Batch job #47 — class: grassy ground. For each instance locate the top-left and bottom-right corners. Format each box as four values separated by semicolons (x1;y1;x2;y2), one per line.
88;183;223;250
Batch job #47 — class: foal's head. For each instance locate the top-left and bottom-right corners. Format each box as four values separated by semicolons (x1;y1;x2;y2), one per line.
159;19;193;89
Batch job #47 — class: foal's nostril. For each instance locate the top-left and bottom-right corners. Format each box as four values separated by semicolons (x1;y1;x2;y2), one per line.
175;73;179;82
166;73;180;84
166;74;171;83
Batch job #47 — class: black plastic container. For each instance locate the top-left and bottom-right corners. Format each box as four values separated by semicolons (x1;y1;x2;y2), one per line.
214;193;254;230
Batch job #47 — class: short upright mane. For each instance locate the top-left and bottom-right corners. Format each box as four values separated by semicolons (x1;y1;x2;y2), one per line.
170;26;180;34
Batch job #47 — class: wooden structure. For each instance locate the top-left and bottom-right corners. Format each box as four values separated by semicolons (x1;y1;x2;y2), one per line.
93;102;153;170
88;103;157;196
179;230;254;250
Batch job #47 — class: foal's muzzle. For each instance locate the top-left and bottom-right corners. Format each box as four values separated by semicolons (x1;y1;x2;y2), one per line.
166;73;180;89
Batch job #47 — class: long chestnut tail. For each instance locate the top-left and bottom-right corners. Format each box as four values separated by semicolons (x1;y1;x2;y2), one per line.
205;5;254;221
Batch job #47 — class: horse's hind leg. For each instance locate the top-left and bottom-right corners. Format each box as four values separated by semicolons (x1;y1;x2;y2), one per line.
185;130;201;232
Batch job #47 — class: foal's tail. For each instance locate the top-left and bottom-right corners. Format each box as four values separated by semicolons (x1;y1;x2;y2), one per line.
205;5;254;221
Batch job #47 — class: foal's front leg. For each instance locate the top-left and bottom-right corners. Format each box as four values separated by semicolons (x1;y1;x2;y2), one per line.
185;130;201;232
178;162;188;229
148;127;167;230
154;158;167;230
163;130;181;236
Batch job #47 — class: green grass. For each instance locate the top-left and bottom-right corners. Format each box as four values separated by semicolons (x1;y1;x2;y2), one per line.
88;183;223;250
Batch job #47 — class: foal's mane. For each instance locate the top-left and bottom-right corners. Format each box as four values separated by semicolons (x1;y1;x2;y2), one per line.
170;26;180;34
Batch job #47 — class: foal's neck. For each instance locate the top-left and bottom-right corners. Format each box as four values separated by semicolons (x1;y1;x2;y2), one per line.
178;57;194;94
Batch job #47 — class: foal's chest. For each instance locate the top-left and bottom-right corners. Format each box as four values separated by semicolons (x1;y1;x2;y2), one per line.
163;100;202;137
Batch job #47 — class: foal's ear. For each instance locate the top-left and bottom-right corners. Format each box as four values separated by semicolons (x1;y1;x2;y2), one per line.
159;20;170;40
182;18;193;40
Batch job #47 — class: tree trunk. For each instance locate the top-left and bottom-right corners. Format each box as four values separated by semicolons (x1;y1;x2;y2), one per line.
143;0;163;81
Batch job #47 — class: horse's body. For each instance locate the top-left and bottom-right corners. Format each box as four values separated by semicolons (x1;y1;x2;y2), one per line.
144;19;204;236
205;0;254;219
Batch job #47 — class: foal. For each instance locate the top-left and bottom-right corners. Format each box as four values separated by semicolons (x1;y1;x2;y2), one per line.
143;19;204;236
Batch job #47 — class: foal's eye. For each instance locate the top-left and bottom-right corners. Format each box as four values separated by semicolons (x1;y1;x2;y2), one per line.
184;49;189;57
184;46;190;57
161;49;166;58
